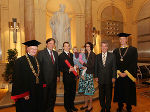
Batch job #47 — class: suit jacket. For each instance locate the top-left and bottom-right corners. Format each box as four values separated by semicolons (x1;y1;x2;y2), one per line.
37;48;59;85
58;51;75;81
95;52;116;84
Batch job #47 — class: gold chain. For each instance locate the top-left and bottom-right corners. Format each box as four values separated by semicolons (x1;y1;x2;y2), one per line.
119;47;129;61
25;54;40;84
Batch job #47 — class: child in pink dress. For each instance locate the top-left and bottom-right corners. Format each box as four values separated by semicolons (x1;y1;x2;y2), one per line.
79;47;87;80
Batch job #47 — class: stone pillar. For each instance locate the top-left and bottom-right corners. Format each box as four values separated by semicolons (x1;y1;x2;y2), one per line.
24;0;35;41
85;0;92;43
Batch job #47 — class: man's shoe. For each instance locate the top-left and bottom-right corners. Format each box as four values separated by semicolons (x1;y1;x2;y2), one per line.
127;110;132;112
85;107;93;112
71;107;78;111
80;106;88;110
101;108;105;112
116;108;123;112
106;110;110;112
67;110;73;112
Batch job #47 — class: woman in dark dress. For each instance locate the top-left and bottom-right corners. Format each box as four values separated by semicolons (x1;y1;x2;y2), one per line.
80;42;96;112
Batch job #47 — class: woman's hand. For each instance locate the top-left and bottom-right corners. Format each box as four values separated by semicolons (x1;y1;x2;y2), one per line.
24;95;30;100
69;66;74;72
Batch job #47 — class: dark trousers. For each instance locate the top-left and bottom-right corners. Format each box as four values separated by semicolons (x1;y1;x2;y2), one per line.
43;82;57;112
118;102;132;111
63;78;76;111
31;85;43;112
16;98;32;112
99;84;112;112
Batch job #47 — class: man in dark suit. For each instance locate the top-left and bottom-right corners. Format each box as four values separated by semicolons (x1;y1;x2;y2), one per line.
95;42;116;112
37;38;60;112
59;42;78;112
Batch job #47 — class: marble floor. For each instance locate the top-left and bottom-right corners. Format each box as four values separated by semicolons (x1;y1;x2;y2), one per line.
0;80;150;112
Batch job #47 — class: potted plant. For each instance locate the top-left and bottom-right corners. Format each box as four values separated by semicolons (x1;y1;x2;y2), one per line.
2;49;18;91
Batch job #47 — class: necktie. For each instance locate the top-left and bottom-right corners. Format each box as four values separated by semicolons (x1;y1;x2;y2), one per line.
102;53;106;66
68;53;70;57
50;50;54;64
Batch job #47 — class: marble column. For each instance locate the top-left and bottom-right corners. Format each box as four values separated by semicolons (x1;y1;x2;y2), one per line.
1;2;9;62
85;0;92;43
24;0;35;41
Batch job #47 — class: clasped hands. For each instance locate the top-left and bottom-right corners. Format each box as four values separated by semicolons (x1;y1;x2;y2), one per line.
118;72;127;77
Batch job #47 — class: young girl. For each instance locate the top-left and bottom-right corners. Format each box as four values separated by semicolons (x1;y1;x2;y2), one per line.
78;47;88;94
72;46;79;72
79;47;87;80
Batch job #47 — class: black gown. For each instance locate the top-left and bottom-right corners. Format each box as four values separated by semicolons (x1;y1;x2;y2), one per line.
11;54;43;112
113;46;138;105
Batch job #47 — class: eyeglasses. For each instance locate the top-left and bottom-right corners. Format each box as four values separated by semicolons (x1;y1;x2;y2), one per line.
86;46;90;47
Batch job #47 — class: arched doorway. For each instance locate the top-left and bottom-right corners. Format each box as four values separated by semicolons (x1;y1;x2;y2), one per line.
101;6;123;51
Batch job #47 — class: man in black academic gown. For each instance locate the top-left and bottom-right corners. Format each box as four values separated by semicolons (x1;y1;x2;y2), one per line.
95;42;116;112
113;33;138;112
59;42;78;112
37;38;60;112
11;40;43;112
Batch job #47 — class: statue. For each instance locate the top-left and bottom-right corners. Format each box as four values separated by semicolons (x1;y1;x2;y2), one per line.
50;4;71;50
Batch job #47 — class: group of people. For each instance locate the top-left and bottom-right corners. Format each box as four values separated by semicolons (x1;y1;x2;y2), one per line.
11;32;138;112
95;32;137;112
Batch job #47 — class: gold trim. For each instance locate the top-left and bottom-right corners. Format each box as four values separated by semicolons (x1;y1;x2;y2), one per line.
120;45;128;48
117;70;136;82
124;70;136;82
117;70;121;78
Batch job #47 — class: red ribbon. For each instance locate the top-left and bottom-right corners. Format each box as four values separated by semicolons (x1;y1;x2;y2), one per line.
43;84;47;88
65;59;78;76
11;91;30;100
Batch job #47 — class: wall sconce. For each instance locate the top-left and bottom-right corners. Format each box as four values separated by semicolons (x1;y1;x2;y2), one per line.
8;18;20;44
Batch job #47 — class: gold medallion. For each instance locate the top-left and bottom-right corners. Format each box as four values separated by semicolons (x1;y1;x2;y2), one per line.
120;58;123;61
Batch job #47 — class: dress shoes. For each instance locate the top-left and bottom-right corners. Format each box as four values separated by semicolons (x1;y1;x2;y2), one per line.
71;107;78;111
85;107;93;112
106;108;111;112
116;108;123;112
80;106;88;110
67;110;73;112
100;108;105;112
